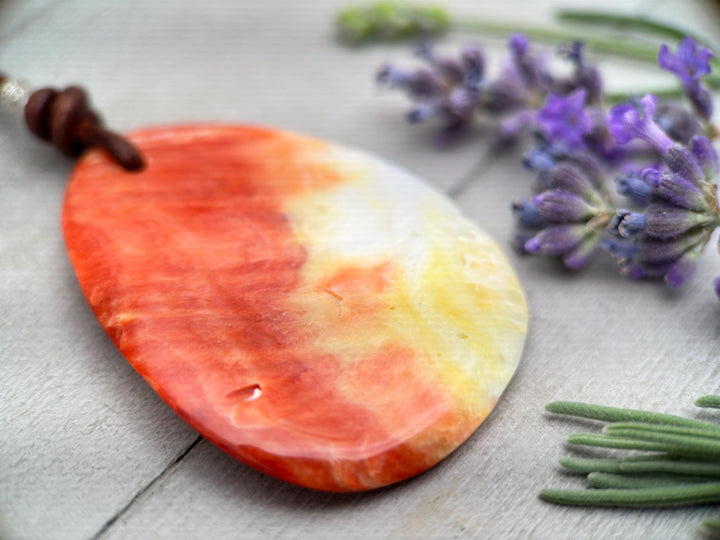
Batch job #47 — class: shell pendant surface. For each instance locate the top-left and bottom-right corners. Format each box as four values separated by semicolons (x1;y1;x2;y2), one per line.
63;125;528;492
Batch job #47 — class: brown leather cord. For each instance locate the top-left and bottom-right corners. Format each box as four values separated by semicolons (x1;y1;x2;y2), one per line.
22;84;145;172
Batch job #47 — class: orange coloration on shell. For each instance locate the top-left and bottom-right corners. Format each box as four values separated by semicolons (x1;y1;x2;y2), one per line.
63;125;526;491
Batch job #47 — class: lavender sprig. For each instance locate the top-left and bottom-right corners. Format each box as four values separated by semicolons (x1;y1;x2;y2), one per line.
659;37;715;122
347;3;720;299
513;157;614;269
338;2;720;94
515;39;720;296
604;95;720;289
376;37;605;148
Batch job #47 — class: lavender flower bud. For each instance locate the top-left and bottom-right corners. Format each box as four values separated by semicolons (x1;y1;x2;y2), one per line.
663;144;704;184
637;228;707;263
509;33;546;90
690;135;719;180
496;109;536;147
513;230;537;254
509;34;529;56
575;65;603;105
523;145;557;172
655;173;709;211
609;209;646;238
461;44;485;85
563;234;600;269
484;74;528;113
654;101;702;143
407;103;438;123
377;65;445;100
644;203;714;239
558;41;603;103
616;172;652;206
415;42;465;83
524;224;587;256
567;151;605;186
641;167;663;188
447;87;477;117
626;261;672;280
689;84;714;121
665;245;702;288
714;276;720;301
658;38;714;121
532;190;596;222
546;163;594;199
601;238;637;262
512;200;547;228
377;64;409;86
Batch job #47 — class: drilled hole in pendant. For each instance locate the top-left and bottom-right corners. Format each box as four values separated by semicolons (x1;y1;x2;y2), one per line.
226;384;262;402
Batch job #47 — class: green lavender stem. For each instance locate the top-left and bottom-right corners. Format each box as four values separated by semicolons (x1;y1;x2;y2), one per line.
556;9;720;55
540;482;720;507
453;19;659;62
456;17;720;93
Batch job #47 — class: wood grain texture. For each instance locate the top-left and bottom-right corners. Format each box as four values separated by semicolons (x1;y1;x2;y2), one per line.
2;0;720;538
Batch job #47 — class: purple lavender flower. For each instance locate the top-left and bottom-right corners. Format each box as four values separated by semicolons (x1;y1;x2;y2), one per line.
615;170;654;206
513;160;613;269
654;101;702;144
556;41;603;103
507;33;551;92
606;134;720;289
536;89;591;150
658;37;713;84
658;37;714;120
376;42;485;144
483;34;551;122
608;94;674;153
378;35;607;150
523;139;606;194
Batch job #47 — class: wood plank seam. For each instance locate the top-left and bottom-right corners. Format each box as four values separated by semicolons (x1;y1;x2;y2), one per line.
90;435;204;539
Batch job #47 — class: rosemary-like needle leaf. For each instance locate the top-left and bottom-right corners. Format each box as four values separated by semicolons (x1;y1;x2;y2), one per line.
696;396;720;409
702;515;720;535
587;472;710;490
601;428;720;460
620;459;720;478
559;457;623;473
604;422;720;439
567;433;671;453
546;401;717;431
540;482;720;507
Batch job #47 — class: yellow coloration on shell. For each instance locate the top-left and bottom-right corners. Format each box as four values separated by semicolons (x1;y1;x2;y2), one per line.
283;143;528;422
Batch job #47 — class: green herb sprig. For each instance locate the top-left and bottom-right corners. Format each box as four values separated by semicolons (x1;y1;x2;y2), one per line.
336;2;720;95
542;397;720;535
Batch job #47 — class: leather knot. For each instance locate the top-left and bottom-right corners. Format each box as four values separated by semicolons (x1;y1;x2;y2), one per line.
24;86;145;172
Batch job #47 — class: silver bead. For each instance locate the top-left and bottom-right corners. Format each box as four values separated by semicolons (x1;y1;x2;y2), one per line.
0;78;30;113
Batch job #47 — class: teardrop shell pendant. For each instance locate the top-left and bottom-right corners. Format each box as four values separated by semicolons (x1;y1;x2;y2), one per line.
63;124;528;491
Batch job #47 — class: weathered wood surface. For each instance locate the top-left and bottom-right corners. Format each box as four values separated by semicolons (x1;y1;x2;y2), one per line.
2;1;720;538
